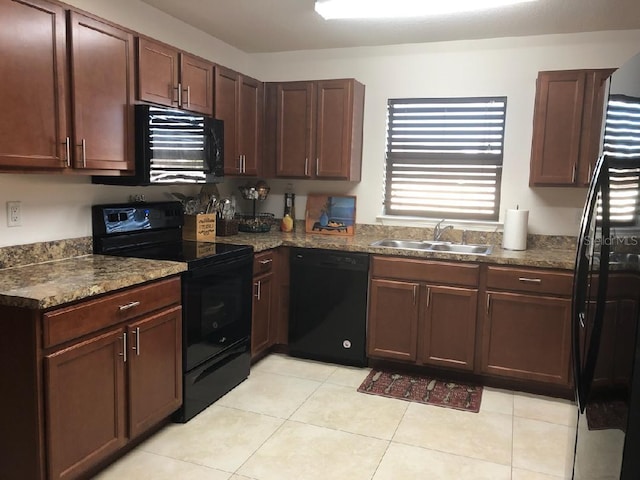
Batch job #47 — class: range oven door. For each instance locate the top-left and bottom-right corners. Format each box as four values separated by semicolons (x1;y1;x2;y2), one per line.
182;257;252;371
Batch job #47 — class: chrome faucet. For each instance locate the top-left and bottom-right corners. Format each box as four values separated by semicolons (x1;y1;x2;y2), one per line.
433;219;454;241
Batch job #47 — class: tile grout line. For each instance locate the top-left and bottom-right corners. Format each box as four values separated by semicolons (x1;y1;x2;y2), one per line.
369;400;411;479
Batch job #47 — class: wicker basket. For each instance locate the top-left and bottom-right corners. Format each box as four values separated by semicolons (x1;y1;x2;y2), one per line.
216;218;239;236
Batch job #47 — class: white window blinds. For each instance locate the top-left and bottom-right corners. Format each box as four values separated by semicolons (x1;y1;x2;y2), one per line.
603;95;640;224
384;97;506;221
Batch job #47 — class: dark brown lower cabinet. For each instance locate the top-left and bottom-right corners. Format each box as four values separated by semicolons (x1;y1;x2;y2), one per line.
251;249;280;359
421;285;477;371
252;270;274;357
45;329;127;480
481;291;572;386
128;307;182;438
367;256;479;371
368;278;419;362
0;276;182;480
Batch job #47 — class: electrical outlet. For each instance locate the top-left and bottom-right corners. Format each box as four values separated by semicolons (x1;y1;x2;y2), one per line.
7;201;21;227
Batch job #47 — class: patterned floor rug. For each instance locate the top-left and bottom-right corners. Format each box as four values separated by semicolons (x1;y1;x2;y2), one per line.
357;369;483;413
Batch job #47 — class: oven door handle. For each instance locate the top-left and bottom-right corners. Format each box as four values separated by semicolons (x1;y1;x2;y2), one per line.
191;343;248;384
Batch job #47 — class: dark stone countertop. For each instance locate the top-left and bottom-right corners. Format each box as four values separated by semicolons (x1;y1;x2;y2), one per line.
0;255;186;309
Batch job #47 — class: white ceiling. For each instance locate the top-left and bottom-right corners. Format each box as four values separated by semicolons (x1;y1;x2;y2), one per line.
139;0;640;53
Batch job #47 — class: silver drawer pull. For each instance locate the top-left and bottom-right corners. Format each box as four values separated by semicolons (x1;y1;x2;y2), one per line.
259;259;273;265
119;301;141;311
518;277;542;284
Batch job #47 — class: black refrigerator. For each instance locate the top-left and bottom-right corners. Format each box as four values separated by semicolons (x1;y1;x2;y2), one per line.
572;52;640;479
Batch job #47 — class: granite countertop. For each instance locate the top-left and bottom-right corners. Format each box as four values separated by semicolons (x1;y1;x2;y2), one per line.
0;228;575;310
0;255;186;310
214;230;577;270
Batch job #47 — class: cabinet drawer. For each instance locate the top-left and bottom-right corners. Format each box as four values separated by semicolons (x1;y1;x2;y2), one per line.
253;250;274;276
43;277;181;348
486;266;572;296
371;256;479;287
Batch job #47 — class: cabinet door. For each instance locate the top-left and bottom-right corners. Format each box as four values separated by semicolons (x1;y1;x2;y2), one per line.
128;306;182;438
577;69;614;186
0;0;69;169
529;70;586;186
421;285;477;371
251;272;274;357
137;37;178;108
368;278;419;362
315;79;355;179
214;66;240;175
45;328;126;480
69;12;135;172
275;82;314;177
180;53;213;115
238;75;263;176
481;291;571;386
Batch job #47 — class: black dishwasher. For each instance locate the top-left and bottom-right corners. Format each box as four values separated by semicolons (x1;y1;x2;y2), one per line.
289;248;369;367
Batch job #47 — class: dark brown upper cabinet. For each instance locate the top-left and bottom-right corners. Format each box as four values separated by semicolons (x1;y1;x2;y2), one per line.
264;79;365;181
529;69;614;187
214;65;263;176
138;37;213;116
0;0;135;174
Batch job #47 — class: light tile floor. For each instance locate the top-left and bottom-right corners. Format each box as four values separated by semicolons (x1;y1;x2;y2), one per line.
94;354;577;480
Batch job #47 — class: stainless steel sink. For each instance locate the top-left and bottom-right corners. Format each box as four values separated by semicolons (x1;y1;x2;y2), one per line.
370;239;493;255
369;239;432;250
429;243;494;255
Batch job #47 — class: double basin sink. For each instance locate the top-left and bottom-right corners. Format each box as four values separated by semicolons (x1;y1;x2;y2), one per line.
370;239;494;255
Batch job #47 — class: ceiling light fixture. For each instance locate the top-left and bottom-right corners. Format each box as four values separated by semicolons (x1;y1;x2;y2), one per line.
314;0;538;20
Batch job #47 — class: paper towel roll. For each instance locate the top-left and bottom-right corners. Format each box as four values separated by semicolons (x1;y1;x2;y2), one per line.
503;209;529;250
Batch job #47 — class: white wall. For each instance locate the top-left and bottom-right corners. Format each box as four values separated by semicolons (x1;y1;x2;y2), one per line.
253;30;640;235
2;0;640;246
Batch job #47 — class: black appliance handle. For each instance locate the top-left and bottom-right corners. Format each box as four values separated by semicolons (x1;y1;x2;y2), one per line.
571;154;611;412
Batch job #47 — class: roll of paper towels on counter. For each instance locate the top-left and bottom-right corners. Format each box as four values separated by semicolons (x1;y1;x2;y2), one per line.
503;209;529;250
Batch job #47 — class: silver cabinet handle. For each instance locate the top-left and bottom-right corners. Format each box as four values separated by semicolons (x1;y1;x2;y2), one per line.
120;332;127;363
132;326;140;356
254;281;261;300
571;163;577;183
587;163;592;182
81;139;87;168
413;285;417;305
63;137;71;167
316;157;319;176
304;158;309;176
518;277;542;284
259;258;273;265
184;85;190;108
171;83;179;104
426;287;431;308
486;293;491;315
119;301;141;311
242;154;246;173
177;82;183;106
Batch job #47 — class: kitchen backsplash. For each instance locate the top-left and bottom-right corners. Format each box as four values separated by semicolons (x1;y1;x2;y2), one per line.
0;237;92;269
0;225;576;270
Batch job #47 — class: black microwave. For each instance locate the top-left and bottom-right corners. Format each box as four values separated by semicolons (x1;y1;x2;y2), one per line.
93;104;224;186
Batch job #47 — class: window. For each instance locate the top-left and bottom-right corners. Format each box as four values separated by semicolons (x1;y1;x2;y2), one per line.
384;96;507;221
603;94;640;224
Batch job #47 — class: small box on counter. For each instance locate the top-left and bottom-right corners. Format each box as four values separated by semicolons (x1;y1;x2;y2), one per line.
183;214;216;242
216;218;239;236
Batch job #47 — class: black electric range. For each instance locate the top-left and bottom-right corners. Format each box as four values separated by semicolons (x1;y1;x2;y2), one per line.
92;202;253;422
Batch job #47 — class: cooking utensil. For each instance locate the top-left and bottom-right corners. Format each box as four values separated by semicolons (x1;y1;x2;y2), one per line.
366;371;382;392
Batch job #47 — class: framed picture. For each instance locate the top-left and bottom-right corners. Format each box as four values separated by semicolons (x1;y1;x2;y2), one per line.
305;194;356;236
